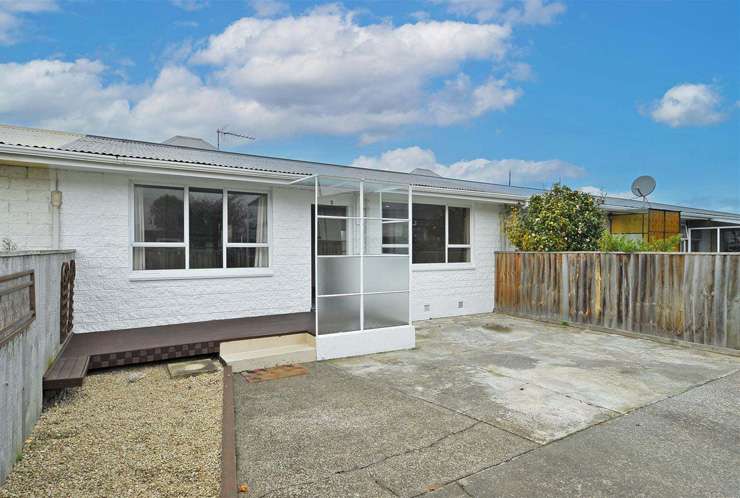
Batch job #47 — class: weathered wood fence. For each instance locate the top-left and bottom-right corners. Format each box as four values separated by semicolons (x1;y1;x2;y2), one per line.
495;252;739;350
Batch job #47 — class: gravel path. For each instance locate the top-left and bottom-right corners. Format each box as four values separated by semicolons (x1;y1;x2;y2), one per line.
0;363;222;498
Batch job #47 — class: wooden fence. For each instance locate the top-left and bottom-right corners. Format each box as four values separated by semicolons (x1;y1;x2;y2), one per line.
495;252;739;350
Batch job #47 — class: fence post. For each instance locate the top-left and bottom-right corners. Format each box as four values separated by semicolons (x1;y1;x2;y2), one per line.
560;253;569;322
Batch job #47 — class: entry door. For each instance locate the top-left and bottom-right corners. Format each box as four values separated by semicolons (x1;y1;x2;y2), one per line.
311;204;348;305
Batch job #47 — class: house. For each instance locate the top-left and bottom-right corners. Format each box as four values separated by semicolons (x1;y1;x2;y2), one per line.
1;124;739;372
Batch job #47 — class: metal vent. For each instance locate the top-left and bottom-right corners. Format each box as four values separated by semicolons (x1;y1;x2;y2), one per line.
458;301;464;309
424;304;430;312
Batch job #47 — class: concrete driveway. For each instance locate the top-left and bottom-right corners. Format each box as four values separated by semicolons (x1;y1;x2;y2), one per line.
233;313;740;497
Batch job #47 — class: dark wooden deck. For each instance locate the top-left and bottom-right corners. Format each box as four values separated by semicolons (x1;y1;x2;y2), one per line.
43;311;315;391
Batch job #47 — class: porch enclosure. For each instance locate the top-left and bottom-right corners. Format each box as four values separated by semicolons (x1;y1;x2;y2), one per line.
304;176;413;357
495;251;739;350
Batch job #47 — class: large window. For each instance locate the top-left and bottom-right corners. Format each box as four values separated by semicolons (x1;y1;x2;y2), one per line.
382;202;471;264
132;184;268;271
689;226;740;253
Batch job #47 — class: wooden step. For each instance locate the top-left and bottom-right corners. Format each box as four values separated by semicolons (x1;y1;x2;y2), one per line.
220;333;316;373
43;355;89;391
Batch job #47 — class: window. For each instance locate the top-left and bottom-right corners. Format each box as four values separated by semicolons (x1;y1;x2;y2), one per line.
382;202;471;263
132;184;269;271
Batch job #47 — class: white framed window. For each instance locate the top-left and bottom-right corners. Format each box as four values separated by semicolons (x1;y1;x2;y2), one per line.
383;201;471;264
131;184;269;272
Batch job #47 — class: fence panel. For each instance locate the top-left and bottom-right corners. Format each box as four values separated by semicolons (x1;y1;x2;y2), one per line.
495;252;739;350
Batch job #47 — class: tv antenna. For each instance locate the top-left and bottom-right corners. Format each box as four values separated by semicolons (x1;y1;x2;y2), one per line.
630;175;656;202
216;128;255;150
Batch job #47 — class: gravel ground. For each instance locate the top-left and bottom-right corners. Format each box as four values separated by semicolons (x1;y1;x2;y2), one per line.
0;362;222;498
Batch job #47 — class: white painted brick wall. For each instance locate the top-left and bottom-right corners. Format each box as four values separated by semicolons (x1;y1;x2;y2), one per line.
0;165;53;249
59;170;313;333
411;202;503;320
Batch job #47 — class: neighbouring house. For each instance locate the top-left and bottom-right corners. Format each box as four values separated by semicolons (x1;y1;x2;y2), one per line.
1;124;739;373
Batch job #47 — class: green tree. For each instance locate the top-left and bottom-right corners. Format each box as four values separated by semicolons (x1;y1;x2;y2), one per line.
505;184;605;251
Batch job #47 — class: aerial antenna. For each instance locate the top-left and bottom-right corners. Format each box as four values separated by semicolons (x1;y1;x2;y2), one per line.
508;170;511;186
217;128;255;150
630;175;656;203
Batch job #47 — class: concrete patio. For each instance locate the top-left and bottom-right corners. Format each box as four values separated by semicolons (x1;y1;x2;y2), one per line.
233;313;740;497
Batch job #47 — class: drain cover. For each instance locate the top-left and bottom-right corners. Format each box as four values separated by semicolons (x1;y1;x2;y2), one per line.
167;358;220;378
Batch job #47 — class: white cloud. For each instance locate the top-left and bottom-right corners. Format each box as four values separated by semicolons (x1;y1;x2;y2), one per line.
648;83;728;127
0;6;530;142
249;0;288;18
169;0;208;11
352;146;584;186
442;0;565;25
0;0;56;44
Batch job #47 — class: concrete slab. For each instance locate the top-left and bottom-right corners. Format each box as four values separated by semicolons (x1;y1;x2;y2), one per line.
460;371;740;498
166;358;220;378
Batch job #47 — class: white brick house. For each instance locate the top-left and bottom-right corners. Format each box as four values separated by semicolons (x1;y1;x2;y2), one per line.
2;124;738;360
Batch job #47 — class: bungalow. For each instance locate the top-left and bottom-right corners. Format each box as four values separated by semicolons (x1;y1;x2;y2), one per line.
1;124;738;372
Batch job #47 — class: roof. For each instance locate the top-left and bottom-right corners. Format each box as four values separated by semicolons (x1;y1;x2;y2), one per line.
0;123;737;221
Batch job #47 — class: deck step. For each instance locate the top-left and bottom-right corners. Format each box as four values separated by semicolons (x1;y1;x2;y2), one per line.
43;355;89;391
220;333;316;373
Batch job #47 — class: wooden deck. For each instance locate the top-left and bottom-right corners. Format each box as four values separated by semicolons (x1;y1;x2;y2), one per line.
43;311;315;391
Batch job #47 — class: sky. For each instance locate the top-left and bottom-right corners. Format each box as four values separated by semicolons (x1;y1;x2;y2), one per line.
0;0;738;212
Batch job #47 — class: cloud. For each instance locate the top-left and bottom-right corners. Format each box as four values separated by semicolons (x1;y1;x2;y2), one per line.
0;0;57;44
647;83;728;127
0;6;530;142
170;0;208;11
352;146;584;186
578;186;635;199
442;0;566;25
249;0;288;18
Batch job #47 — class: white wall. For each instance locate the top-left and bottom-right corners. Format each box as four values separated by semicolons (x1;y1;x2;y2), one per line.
411;202;503;320
0;165;54;249
59;170;313;333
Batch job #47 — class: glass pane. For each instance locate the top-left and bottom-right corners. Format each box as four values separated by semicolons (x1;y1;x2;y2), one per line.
448;248;470;263
317;256;361;295
317;177;361;215
364;292;409;330
412;203;445;263
382;220;408;245
317;295;361;334
690;229;717;252
364;182;408;219
133;247;185;270
364;255;409;293
382;247;408;255
134;185;183;242
228;192;267;243
189;188;223;268
720;228;740;252
227;247;268;268
318;205;347;217
364;219;383;255
448;207;470;244
318;217;357;255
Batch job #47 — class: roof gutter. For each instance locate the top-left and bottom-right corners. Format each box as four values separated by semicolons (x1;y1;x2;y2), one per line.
0;144;306;185
410;185;527;203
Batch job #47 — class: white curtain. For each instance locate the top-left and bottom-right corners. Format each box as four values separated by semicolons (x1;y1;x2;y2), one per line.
255;194;268;267
133;186;146;270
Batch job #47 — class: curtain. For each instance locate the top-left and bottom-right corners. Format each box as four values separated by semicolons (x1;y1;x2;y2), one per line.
255;194;268;267
133;186;146;270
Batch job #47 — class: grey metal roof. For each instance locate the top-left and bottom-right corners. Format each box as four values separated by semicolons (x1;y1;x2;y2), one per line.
0;123;737;221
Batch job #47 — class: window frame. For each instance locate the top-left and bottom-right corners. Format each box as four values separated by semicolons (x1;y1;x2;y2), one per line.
400;198;474;268
129;180;273;280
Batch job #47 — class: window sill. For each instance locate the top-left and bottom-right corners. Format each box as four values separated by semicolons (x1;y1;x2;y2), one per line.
412;263;475;272
128;268;274;281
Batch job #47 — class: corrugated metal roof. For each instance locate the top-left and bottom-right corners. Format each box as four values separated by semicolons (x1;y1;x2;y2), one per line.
0;123;737;220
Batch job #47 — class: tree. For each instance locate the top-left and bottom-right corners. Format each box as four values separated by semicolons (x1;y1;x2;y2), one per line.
505;184;605;251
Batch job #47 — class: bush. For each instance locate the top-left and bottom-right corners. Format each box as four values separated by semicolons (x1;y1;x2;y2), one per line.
598;232;681;252
504;184;605;251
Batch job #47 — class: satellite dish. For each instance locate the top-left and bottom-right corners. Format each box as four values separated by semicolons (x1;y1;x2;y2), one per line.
631;176;656;199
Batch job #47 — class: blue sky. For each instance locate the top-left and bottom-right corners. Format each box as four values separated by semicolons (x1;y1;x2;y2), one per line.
0;0;738;212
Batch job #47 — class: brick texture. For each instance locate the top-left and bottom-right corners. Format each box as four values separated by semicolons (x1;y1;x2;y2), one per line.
0;165;53;249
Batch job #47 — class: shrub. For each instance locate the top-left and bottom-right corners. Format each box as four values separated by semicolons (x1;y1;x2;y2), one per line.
504;184;605;251
598;231;681;252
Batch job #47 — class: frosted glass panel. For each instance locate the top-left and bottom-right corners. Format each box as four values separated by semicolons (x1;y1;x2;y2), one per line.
363;182;408;219
364;256;409;293
364;292;409;330
317;256;360;296
318;295;361;334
